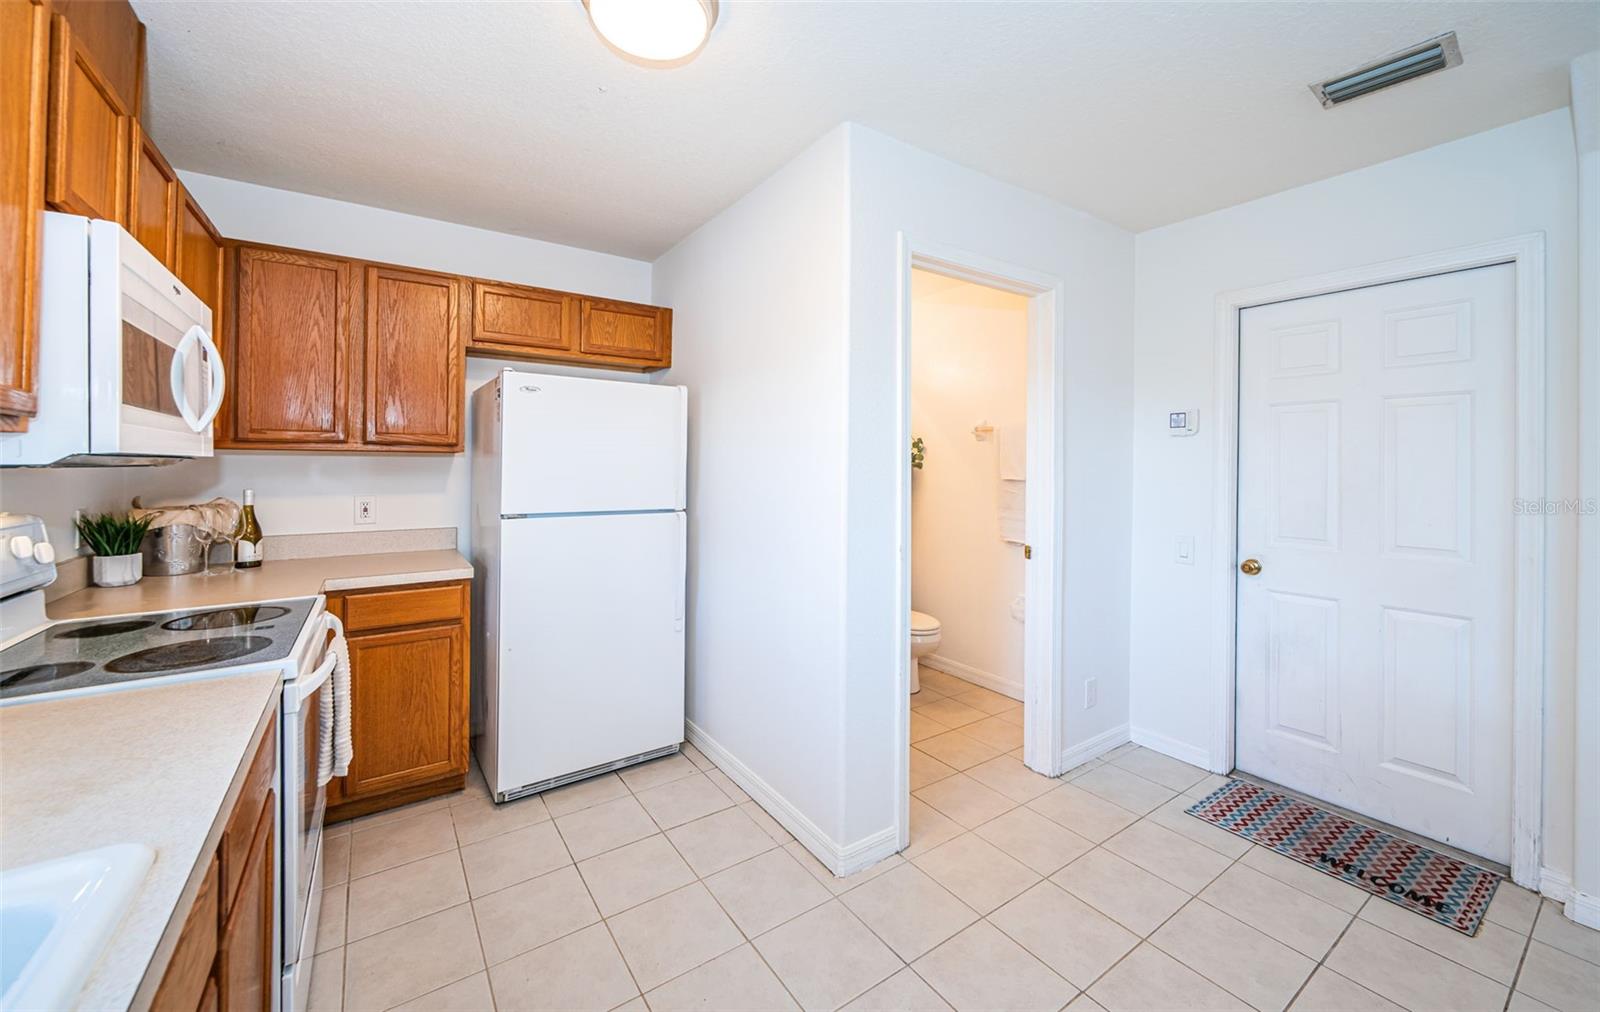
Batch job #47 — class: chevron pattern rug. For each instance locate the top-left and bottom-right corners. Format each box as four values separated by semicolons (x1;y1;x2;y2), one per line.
1186;778;1502;935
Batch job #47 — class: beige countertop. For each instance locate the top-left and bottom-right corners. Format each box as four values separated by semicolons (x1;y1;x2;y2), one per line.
47;549;474;621
0;671;282;1011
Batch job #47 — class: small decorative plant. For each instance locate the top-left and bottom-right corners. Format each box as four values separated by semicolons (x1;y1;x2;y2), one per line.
75;512;152;557
911;436;926;470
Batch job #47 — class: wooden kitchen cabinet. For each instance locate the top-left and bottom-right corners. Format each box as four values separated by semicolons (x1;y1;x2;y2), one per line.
45;13;132;224
326;581;471;821
0;0;49;430
365;265;462;447
466;279;576;356
174;184;224;321
578;297;671;366
128;122;178;265
218;803;274;1012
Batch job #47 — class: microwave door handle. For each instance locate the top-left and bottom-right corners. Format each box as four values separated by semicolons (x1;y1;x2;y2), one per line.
193;328;226;430
169;325;206;431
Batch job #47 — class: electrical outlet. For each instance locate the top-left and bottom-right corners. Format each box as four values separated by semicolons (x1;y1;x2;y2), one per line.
355;495;377;526
1084;678;1098;709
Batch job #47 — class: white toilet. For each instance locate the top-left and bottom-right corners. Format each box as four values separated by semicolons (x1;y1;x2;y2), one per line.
909;610;942;694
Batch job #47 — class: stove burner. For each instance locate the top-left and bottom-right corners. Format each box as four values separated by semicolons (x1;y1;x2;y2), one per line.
104;636;274;674
0;661;96;688
160;606;291;632
51;619;155;639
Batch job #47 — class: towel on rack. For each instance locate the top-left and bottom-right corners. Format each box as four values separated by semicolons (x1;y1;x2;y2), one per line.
998;425;1026;481
998;479;1025;544
317;673;335;787
332;629;354;779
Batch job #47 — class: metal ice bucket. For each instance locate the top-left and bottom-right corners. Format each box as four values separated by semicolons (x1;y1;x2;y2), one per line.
142;523;207;576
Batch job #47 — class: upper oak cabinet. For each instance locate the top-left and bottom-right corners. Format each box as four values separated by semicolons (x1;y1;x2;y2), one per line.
579;297;671;366
45;13;132;224
364;266;461;448
0;0;50;431
128;122;178;265
466;280;575;358
174;184;224;321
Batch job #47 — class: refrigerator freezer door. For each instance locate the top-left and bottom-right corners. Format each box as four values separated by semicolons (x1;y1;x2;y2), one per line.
495;512;686;793
499;374;686;515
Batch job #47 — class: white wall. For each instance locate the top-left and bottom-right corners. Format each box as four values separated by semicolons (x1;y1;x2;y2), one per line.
0;174;654;556
651;129;853;849
910;272;1028;695
1128;110;1582;882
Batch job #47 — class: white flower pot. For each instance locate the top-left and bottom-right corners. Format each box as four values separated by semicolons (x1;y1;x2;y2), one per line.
92;553;143;588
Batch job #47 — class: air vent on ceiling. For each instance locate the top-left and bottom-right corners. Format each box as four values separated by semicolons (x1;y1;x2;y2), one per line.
1310;32;1462;108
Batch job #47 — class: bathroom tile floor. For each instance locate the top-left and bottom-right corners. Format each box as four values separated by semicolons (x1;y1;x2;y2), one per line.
309;667;1598;1011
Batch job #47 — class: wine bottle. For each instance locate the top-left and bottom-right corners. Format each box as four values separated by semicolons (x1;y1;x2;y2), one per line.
235;488;264;569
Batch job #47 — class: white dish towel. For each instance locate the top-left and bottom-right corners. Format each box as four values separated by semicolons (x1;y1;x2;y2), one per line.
331;626;354;779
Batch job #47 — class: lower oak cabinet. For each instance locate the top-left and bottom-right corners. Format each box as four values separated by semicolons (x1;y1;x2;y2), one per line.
325;580;471;821
151;710;276;1012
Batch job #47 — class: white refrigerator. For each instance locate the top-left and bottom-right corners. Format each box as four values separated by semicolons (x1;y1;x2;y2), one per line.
471;369;687;801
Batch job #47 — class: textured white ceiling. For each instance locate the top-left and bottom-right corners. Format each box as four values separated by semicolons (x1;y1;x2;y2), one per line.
133;1;1597;259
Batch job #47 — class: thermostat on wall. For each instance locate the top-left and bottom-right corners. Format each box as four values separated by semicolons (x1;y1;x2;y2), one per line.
1167;409;1198;437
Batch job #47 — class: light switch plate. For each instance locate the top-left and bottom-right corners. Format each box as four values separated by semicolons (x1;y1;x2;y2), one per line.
1167;408;1199;437
1175;535;1195;565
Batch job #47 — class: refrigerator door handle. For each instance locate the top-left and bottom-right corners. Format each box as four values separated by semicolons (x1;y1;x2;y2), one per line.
674;511;686;632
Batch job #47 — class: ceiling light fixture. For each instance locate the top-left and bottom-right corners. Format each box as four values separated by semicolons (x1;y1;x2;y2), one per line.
1310;32;1463;108
584;0;718;67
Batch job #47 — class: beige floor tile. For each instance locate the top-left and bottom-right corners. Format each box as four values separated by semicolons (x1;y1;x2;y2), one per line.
1060;757;1104;781
307;948;342;1012
634;773;735;830
1533;898;1600;965
1108;747;1209;792
785;842;904;896
911;921;1074;1012
1070;765;1176;815
703;767;750;803
449;791;551;847
1485;881;1542;934
913;775;1015;829
1102;741;1141;760
390;970;495;1011
353;794;454;833
325;817;355;838
1151;900;1314;1012
741;801;795;844
608;882;745;991
555;795;659;861
1517;939;1600;1012
914;732;1001;771
1064;995;1107;1012
914;698;988;729
471;864;600;965
577;833;694;916
1026;783;1138;843
754;901;903;1011
348;809;458;879
913;833;1039;914
618;753;700;792
906;798;965;859
542;771;630;817
343;903;485;1011
988;881;1138;990
1051;849;1188;937
960;713;1023;750
644;944;800;1011
910;750;959;791
1325;921;1507;1011
840;967;953;1011
316;885;345;954
1290;967;1404;1011
1088;943;1249;1011
950;686;1020;715
681;741;715;772
1183;773;1233;799
1103;820;1233;894
488;921;639;1011
459;820;572;898
840;864;978;961
916;668;969;696
1145;796;1252;859
1239;846;1369;913
323;831;351;887
996;704;1026;727
1507;991;1562;1012
666;806;778;877
974;806;1093;876
1199;863;1351;960
705;848;833;937
615;997;650;1010
911;711;952;744
964;755;1057;803
346;850;470;941
1359;892;1527;984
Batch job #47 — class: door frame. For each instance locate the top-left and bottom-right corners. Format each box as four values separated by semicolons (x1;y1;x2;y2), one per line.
1207;233;1547;886
894;234;1067;849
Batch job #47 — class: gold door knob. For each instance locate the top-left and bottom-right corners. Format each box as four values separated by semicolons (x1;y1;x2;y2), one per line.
1240;558;1262;576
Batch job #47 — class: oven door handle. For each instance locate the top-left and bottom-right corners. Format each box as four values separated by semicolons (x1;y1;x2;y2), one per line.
294;614;343;706
169;325;226;432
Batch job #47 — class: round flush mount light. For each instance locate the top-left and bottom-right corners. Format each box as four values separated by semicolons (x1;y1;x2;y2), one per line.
584;0;718;67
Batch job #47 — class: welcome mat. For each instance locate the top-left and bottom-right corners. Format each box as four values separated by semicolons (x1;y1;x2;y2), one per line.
1186;779;1501;935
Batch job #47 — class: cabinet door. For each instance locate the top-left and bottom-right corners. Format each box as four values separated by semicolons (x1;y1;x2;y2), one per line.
232;246;354;445
128;123;178;266
0;0;49;428
343;622;466;799
45;13;130;223
468;281;575;356
363;266;461;448
150;855;220;1012
174;185;223;320
578;298;671;366
218;797;273;1012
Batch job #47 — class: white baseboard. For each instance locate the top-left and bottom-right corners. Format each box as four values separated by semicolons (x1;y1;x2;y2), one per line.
684;720;898;877
1058;723;1129;773
1567;890;1600;930
1130;726;1215;771
1541;867;1575;904
921;655;1022;701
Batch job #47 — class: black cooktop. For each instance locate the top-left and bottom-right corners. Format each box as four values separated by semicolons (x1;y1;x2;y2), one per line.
0;598;315;703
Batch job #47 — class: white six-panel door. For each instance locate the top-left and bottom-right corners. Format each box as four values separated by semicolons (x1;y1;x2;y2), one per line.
1235;264;1515;862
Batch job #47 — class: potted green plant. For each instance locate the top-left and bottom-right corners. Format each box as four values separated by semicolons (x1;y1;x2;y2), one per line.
75;512;153;587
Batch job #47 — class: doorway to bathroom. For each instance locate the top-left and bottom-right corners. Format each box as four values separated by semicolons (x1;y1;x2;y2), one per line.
895;239;1066;853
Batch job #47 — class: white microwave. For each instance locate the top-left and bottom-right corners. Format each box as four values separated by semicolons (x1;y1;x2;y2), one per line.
1;213;223;467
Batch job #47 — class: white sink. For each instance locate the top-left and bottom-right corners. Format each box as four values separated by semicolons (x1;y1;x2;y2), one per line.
1;844;154;1012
